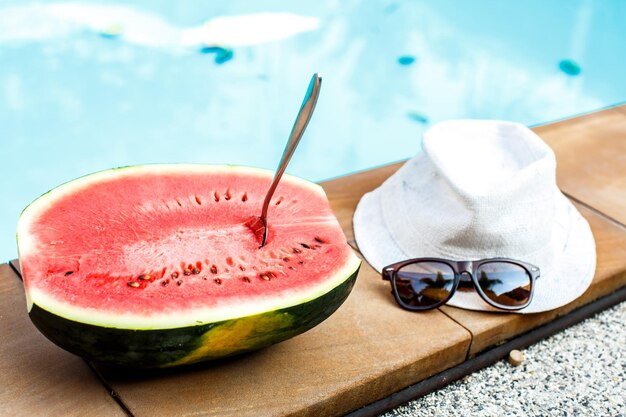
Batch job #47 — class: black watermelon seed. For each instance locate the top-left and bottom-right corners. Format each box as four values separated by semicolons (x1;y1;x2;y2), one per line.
298;261;304;265
210;265;218;274
183;269;191;276
177;280;183;286
300;243;311;249
242;276;251;283
192;267;200;275
214;278;222;284
282;257;290;262
64;271;74;276
288;266;296;270
314;237;325;244
171;271;179;279
161;280;169;286
239;265;246;271
293;248;301;254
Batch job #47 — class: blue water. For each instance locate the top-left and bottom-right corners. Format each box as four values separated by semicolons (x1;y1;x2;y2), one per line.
1;0;625;259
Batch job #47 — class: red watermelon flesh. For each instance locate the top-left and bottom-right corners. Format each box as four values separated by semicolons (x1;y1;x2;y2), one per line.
17;165;360;331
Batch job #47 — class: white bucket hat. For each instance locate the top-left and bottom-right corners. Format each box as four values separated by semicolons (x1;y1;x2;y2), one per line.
353;120;596;313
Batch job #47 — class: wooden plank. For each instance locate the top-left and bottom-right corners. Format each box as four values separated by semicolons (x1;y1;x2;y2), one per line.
441;202;626;356
534;105;626;225
322;162;403;248
0;264;126;417
348;285;626;417
95;259;470;417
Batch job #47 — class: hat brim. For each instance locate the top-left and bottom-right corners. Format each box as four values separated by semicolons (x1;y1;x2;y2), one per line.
353;186;596;314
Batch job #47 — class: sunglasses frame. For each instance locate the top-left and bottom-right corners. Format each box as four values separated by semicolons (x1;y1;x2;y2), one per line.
382;257;540;312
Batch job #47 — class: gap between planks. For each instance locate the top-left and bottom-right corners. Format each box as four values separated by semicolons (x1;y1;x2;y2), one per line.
7;259;135;417
563;192;626;232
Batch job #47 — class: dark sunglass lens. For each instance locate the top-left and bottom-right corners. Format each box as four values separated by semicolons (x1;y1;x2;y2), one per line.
476;262;532;307
395;262;455;308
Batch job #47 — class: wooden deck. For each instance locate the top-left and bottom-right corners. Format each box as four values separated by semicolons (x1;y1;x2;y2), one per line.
2;105;625;416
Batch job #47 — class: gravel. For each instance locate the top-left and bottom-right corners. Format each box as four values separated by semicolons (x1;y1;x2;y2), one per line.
383;301;626;417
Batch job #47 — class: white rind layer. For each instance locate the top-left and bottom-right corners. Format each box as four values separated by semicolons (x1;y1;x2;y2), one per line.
17;164;359;329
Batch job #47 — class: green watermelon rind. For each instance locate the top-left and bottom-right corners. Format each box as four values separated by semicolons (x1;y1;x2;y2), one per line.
28;267;359;368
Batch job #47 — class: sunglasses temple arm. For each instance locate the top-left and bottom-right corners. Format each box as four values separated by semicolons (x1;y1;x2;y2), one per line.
382;268;393;281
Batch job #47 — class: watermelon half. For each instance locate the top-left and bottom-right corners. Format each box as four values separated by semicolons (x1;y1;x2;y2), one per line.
17;165;360;368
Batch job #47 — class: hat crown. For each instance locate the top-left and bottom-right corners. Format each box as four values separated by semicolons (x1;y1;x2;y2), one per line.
423;120;556;202
381;120;560;265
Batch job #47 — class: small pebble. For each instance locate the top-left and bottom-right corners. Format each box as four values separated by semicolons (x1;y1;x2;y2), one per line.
508;349;525;366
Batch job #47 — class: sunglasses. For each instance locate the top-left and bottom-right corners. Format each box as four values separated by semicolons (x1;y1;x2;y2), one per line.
382;258;540;311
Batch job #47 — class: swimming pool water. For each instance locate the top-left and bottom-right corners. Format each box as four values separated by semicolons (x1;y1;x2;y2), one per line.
1;0;625;259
